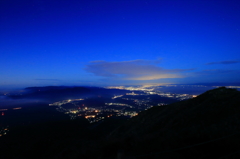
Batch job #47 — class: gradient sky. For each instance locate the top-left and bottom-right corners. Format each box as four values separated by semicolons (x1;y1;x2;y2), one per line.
1;0;240;89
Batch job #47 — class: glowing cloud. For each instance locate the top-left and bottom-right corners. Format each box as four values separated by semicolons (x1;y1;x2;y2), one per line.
85;60;192;80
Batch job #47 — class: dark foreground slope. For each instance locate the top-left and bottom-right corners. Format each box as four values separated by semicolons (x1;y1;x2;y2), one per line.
103;87;240;158
1;87;240;159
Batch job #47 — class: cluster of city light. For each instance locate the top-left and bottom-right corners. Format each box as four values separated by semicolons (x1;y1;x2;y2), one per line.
105;103;132;107
114;86;197;101
0;108;22;112
48;85;204;124
1;107;22;117
110;85;198;100
49;98;84;106
107;86;125;89
112;95;124;99
126;92;139;95
49;97;142;123
12;107;22;110
123;111;138;117
0;127;9;137
214;86;240;88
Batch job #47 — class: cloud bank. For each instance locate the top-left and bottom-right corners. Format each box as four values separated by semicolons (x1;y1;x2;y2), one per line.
85;60;192;80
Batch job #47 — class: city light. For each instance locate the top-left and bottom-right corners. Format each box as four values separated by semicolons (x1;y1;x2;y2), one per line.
47;85;198;123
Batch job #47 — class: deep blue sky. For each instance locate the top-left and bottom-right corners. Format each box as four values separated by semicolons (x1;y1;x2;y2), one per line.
1;0;240;89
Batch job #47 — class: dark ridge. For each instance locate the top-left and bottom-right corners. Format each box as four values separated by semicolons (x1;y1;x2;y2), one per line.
103;87;240;158
9;86;92;100
1;87;240;159
8;86;131;102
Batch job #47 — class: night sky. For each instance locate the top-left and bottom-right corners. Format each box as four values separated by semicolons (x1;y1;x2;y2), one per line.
1;0;240;89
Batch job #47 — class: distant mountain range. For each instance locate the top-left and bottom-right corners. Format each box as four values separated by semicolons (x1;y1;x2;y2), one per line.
11;86;130;101
1;87;240;159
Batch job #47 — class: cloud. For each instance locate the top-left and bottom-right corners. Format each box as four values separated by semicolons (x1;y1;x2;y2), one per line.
195;69;240;75
85;60;192;80
206;60;240;65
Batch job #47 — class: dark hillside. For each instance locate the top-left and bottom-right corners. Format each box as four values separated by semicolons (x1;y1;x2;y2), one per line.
103;87;240;158
1;87;240;159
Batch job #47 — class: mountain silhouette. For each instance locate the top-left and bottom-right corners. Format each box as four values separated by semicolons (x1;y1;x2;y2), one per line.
1;87;240;159
102;87;240;158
